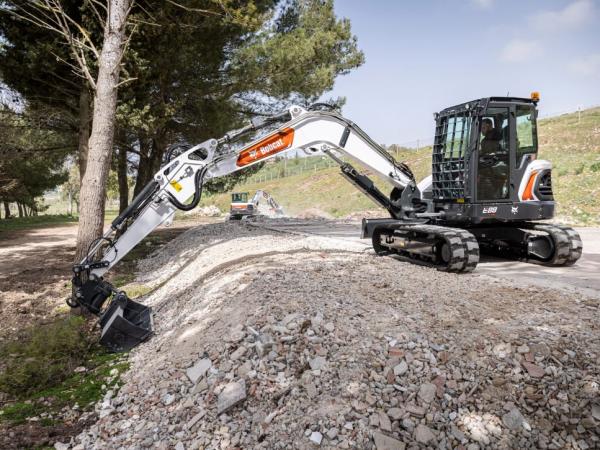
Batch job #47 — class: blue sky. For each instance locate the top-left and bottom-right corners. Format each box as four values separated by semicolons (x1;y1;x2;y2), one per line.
327;0;600;145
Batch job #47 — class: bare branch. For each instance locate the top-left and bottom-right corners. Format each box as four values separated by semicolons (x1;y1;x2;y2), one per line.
164;0;223;16
115;77;138;88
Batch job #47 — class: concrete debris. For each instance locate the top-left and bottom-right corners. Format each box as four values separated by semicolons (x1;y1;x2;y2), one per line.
373;431;406;450
186;358;211;384
309;431;323;445
217;380;246;414
414;424;436;444
68;220;600;450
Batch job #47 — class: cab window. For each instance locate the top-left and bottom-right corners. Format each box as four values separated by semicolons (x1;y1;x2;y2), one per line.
515;106;538;167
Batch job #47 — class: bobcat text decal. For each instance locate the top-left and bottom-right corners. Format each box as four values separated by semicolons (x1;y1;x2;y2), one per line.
236;128;295;167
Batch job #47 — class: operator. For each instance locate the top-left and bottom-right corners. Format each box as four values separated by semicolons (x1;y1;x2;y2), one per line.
478;118;505;200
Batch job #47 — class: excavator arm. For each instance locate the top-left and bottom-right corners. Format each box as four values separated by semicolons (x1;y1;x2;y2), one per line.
71;104;416;351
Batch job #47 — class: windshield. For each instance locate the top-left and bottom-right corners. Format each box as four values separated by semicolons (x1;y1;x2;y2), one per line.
515;105;538;166
231;192;249;203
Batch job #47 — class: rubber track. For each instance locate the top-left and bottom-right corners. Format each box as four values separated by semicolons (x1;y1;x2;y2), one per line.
375;224;480;273
524;223;582;266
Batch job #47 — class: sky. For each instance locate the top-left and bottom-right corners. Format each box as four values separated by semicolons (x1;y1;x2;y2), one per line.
327;0;600;145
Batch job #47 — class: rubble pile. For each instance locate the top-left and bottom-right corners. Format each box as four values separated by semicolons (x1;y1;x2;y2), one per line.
67;222;598;449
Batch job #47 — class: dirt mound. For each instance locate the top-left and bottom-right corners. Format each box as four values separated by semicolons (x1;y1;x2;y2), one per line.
296;208;334;220
69;221;600;449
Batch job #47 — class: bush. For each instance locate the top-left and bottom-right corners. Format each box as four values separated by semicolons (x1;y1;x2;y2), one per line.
0;317;91;397
590;162;600;173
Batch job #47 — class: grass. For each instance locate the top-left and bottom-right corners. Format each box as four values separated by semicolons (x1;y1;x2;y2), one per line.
0;316;129;426
201;107;600;225
0;214;77;232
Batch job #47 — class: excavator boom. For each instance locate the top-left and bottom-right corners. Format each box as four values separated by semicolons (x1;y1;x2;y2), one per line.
71;104;415;351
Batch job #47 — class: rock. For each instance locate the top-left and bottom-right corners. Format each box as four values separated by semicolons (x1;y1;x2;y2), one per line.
414;424;436;444
217;380;247;414
326;428;338;440
175;442;185;450
373;431;406;450
592;404;600;421
393;360;408;376
309;356;327;370
387;407;403;420
502;407;524;431
73;366;86;373
418;383;436;403
522;361;545;378
305;382;318;398
379;411;392;432
517;344;530;354
186;358;212;384
256;333;274;357
54;443;69;450
406;404;425;418
162;393;175;406
230;346;247;360
324;322;335;332
492;343;512;358
310;431;323;445
192;378;208;394
185;409;206;429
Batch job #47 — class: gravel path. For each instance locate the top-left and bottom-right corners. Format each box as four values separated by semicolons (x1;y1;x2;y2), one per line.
70;222;599;450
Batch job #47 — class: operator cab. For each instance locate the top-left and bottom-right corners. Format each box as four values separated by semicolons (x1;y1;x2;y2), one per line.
230;192;254;219
431;93;552;224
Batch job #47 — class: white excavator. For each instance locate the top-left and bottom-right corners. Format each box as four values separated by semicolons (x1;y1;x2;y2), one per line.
70;97;582;351
229;190;284;220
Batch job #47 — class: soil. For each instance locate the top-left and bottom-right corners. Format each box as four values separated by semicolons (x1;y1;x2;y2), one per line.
0;220;201;449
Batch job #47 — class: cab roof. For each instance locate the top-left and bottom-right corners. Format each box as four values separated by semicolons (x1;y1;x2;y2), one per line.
437;97;537;117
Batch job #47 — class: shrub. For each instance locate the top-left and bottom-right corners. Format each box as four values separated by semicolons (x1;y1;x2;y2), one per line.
0;316;91;397
590;162;600;173
574;163;586;175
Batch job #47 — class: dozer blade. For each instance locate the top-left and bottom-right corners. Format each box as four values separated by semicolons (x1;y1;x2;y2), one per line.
99;293;153;352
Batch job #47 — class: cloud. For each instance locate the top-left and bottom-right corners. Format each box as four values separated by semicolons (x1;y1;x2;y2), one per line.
472;0;493;9
568;54;600;76
500;39;542;63
530;0;595;32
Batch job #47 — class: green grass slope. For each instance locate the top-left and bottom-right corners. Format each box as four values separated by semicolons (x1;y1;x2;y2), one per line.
204;107;600;224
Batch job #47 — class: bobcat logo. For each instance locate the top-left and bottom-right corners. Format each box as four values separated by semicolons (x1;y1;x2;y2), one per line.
511;206;519;214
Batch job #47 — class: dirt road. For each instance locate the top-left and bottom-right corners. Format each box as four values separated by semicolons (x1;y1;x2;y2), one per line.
253;219;600;298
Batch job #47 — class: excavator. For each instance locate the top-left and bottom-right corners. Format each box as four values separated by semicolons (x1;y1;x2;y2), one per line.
70;94;582;351
229;190;285;220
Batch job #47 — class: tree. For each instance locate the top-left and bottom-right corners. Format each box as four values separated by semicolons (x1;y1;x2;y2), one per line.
75;0;133;260
0;106;72;212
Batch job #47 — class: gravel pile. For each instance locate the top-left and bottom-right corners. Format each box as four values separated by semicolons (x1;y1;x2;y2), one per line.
66;222;598;449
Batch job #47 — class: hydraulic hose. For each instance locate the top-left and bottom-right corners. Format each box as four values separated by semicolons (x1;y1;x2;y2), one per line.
166;166;208;211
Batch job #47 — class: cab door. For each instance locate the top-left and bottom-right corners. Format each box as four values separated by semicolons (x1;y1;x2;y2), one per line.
510;104;539;201
476;105;511;202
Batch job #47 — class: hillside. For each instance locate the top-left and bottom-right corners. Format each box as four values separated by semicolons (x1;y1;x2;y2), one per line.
201;107;600;224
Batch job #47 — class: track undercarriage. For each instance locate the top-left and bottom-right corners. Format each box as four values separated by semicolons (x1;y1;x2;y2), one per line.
363;219;582;272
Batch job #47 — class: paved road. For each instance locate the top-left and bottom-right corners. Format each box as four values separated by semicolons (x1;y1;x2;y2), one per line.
256;219;600;298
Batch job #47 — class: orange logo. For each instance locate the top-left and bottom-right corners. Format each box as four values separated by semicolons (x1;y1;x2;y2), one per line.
236;128;294;167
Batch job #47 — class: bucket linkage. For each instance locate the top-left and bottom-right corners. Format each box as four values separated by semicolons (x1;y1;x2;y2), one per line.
70;267;153;352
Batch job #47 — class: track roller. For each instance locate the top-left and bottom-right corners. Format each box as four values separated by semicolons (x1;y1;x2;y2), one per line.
371;224;480;273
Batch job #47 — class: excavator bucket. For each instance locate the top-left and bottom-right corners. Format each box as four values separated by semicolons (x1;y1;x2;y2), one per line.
98;293;153;352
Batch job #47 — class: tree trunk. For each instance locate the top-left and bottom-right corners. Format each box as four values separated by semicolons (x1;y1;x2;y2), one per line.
133;138;166;197
78;86;91;182
3;202;10;219
17;202;23;218
75;0;132;262
117;148;129;213
133;137;151;198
